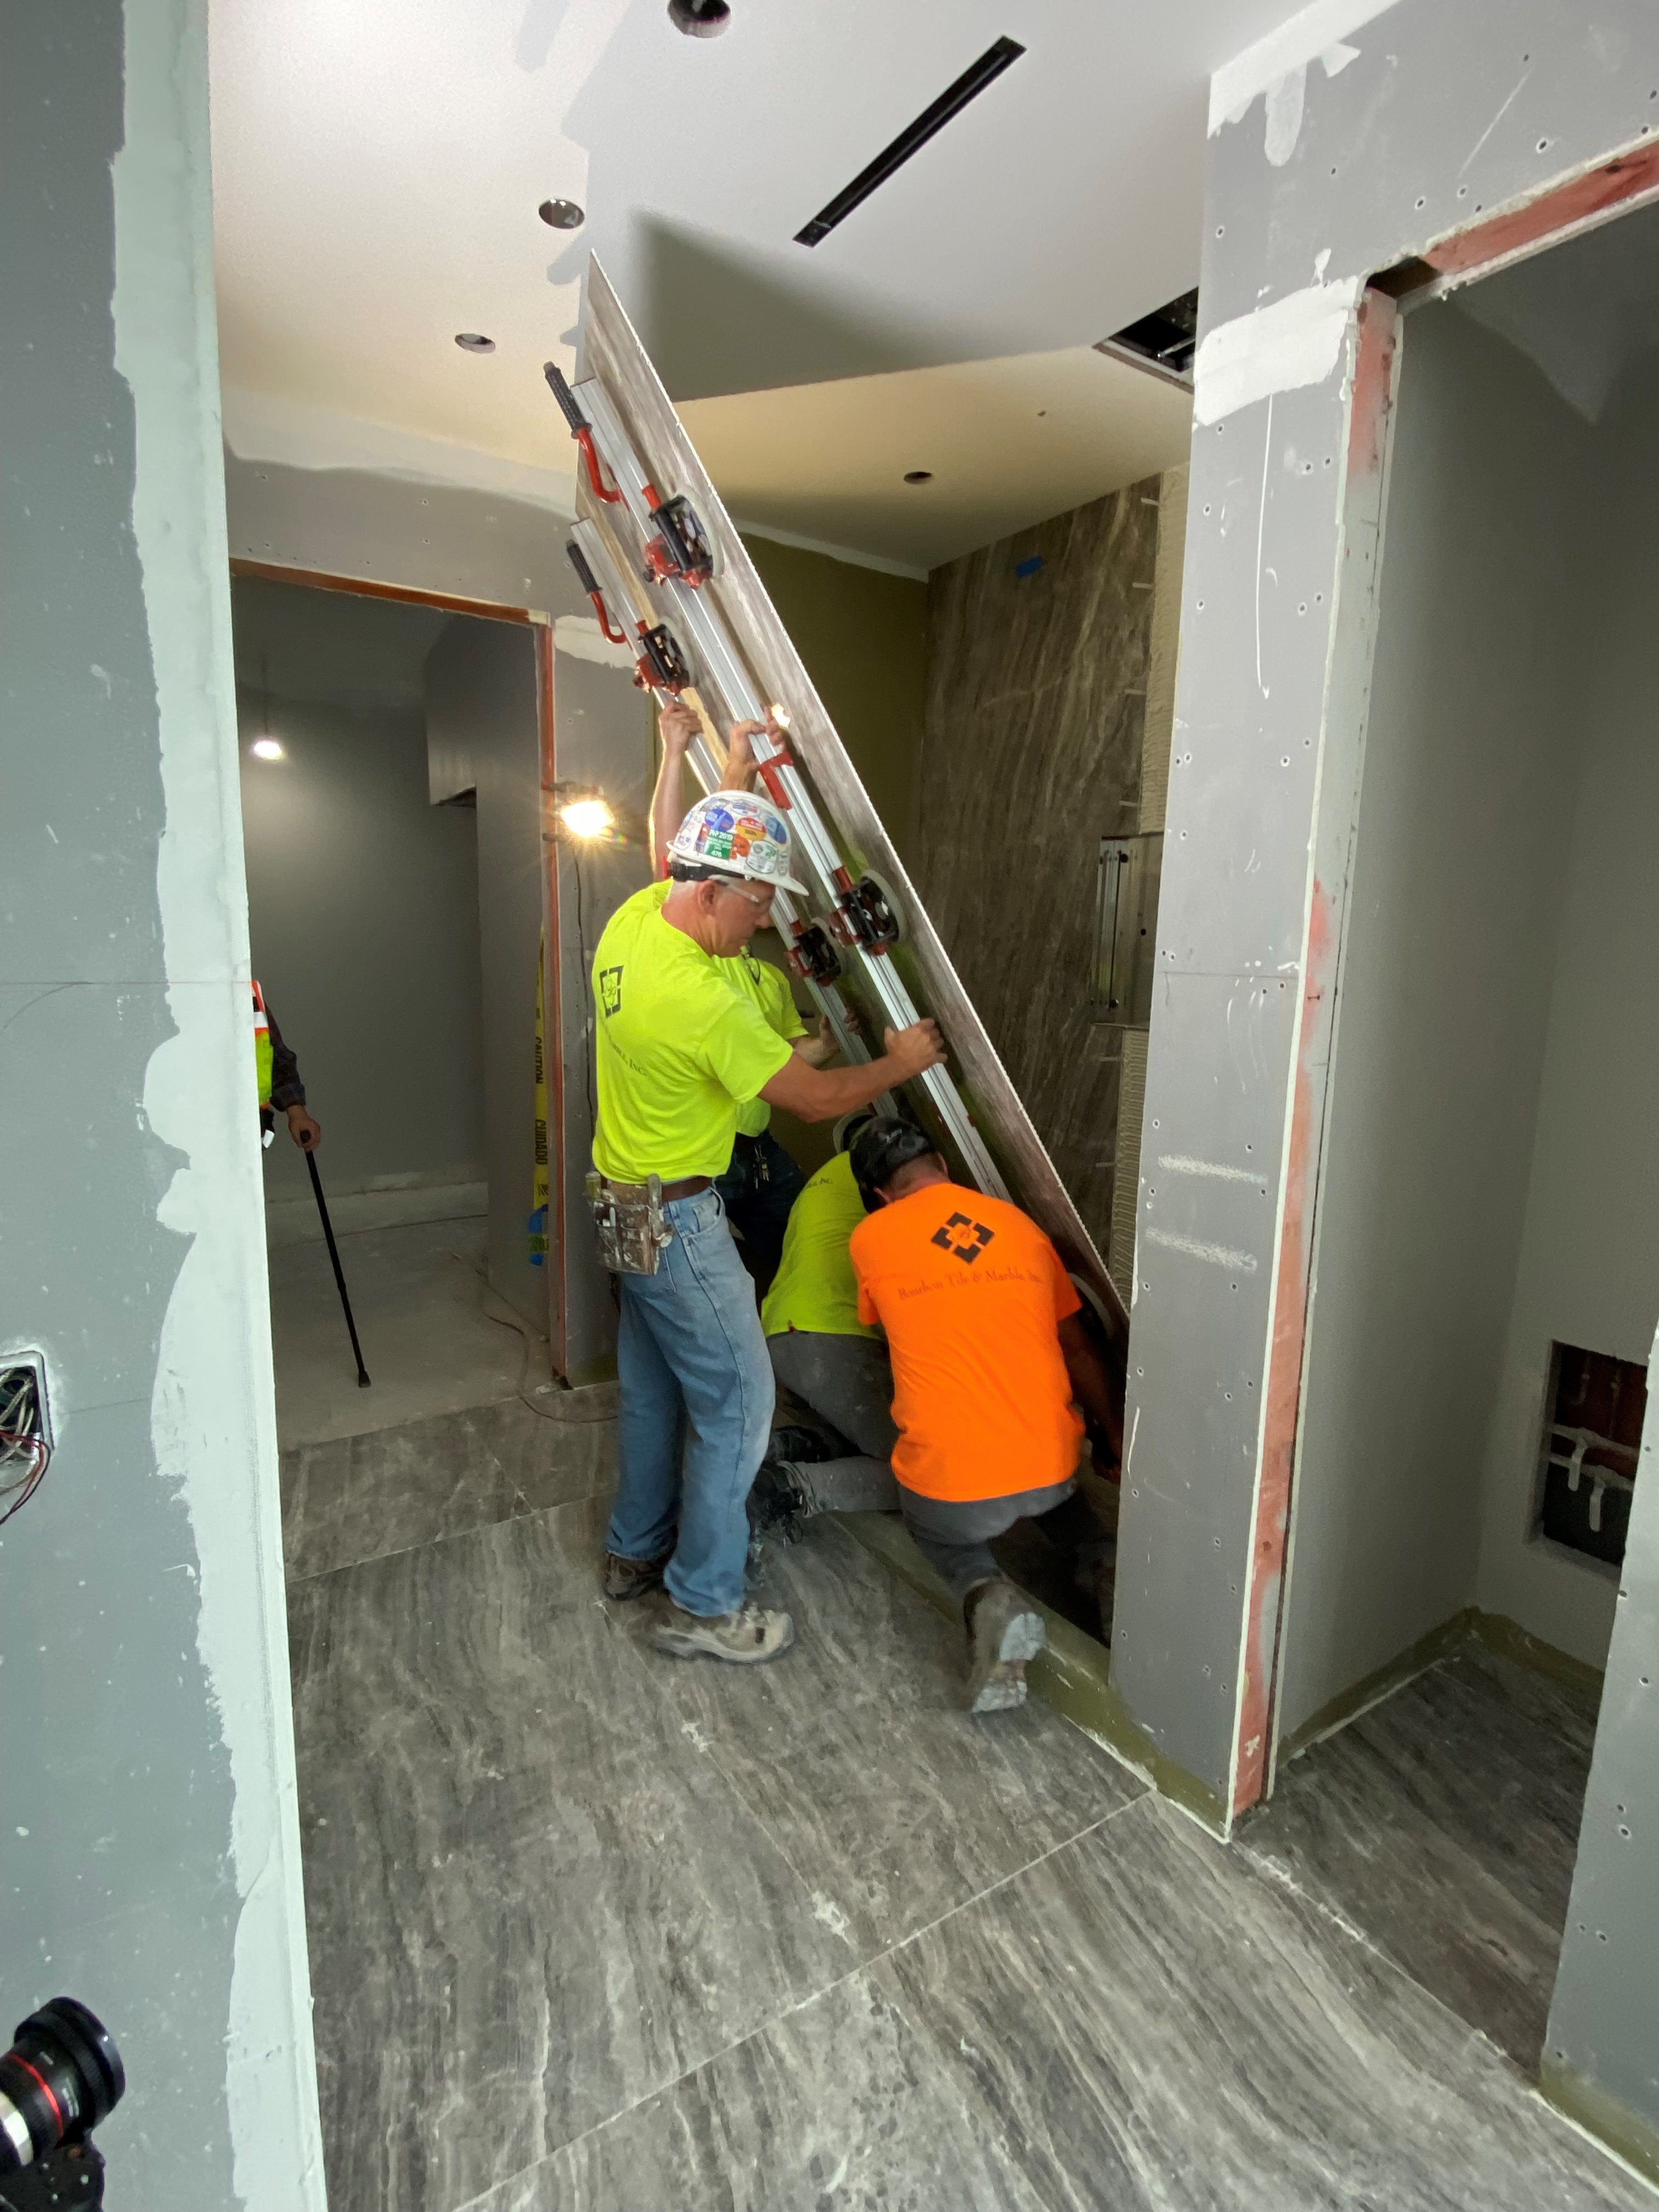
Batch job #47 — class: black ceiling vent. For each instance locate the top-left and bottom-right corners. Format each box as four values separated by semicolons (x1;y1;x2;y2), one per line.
1096;290;1199;389
794;37;1025;248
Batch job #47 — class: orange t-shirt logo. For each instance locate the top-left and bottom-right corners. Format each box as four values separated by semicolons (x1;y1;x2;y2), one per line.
929;1211;995;1265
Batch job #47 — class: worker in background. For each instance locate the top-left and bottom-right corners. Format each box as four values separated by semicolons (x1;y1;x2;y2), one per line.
846;1116;1120;1714
650;702;836;1285
749;1111;902;1540
593;736;946;1668
253;984;323;1153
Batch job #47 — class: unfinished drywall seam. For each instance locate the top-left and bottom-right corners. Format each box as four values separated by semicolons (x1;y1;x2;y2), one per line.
115;2;325;2202
1207;0;1387;136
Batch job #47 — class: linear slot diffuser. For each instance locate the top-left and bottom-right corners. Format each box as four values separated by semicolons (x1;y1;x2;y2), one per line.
794;36;1025;248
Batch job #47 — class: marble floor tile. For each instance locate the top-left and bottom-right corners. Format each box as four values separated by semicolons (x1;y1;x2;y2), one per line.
281;1397;614;1583
1238;1646;1600;2068
619;1516;1144;1956
475;1795;1643;2212
290;1496;851;2212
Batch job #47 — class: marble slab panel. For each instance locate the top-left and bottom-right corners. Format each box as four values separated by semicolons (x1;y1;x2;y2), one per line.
1239;1646;1600;2068
471;1793;1644;2212
918;486;1160;1265
280;1398;614;1583
289;1495;850;2211
610;1517;1144;1957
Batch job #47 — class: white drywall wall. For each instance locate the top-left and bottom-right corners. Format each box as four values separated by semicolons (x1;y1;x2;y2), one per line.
1278;303;1594;1741
1474;351;1659;1667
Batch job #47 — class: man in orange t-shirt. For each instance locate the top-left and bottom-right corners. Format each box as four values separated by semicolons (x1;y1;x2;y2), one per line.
847;1116;1120;1714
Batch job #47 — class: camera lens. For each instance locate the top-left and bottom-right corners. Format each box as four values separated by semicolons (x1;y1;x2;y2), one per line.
0;2000;124;2171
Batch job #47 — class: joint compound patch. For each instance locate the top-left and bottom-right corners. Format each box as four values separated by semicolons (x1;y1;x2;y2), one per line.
1193;276;1361;427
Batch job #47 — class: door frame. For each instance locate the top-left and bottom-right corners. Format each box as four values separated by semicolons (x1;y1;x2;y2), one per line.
1252;138;1659;1813
228;556;567;1380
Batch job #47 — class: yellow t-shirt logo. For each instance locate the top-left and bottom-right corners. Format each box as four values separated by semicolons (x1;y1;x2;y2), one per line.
599;965;623;1018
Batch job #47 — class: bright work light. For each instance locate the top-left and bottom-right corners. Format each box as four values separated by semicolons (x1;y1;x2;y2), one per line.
559;796;613;839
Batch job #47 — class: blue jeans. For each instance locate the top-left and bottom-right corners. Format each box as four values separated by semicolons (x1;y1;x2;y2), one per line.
714;1128;806;1278
608;1186;775;1616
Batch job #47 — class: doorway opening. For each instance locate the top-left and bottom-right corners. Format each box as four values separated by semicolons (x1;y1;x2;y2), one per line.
229;568;560;1456
1250;190;1659;2075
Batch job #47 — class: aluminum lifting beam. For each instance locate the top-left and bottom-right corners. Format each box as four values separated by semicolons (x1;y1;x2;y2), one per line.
566;517;873;1083
549;364;1007;1201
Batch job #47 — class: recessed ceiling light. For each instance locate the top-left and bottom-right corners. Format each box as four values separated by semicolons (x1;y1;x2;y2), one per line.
455;332;495;353
251;736;284;761
668;0;730;36
903;470;934;486
539;199;585;229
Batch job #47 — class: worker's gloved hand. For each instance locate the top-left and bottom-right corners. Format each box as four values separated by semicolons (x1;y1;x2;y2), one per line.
286;1104;322;1152
884;1019;946;1081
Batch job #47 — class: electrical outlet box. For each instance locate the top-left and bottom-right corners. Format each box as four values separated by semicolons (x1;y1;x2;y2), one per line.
1;1351;52;1453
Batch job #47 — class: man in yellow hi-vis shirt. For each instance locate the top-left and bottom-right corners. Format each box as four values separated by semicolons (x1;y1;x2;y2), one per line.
594;703;944;1666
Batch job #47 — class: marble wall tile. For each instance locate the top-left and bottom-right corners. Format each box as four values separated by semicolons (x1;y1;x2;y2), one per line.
280;1397;614;1583
613;1519;1143;1955
918;485;1160;1259
289;1495;850;2212
1238;1647;1600;2068
476;1793;1643;2212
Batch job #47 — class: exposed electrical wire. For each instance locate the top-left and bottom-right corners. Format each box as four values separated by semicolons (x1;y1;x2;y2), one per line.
0;1368;50;1525
449;1249;616;1427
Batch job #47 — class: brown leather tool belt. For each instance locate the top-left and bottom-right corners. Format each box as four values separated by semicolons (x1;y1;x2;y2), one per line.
603;1174;710;1202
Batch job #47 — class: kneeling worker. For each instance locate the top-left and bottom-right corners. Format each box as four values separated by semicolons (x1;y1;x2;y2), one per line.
847;1116;1120;1713
592;738;945;1666
753;1114;903;1534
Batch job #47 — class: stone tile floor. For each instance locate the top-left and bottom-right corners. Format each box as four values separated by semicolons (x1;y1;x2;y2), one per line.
284;1402;1640;2212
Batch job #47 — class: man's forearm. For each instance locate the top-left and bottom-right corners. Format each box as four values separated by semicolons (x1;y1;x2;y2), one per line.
648;745;687;876
1059;1317;1122;1457
760;1050;911;1124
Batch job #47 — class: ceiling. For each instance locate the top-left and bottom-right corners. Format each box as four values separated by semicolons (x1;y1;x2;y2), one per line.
211;0;1297;489
683;343;1192;572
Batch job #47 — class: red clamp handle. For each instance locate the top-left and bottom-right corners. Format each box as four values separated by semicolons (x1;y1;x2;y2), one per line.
755;747;795;811
575;426;623;505
587;591;629;647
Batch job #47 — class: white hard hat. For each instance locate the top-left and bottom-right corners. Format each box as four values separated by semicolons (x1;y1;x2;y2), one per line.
668;787;808;894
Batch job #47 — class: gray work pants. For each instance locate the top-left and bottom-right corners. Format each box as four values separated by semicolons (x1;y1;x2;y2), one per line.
901;1481;1114;1612
764;1330;901;1514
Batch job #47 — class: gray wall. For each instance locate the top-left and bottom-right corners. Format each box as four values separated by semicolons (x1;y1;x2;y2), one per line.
235;577;484;1207
1475;351;1659;1666
1117;0;1659;1833
0;3;323;2204
426;619;547;1330
240;687;486;1204
1140;0;1659;2164
1279;306;1593;1741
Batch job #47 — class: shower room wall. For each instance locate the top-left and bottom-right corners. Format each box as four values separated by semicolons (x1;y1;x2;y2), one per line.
1474;347;1659;1668
1276;302;1596;1746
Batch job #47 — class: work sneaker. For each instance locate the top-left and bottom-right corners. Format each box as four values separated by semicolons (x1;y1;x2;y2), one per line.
652;1599;797;1665
963;1579;1046;1714
748;1459;810;1545
768;1423;837;1465
603;1549;670;1602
